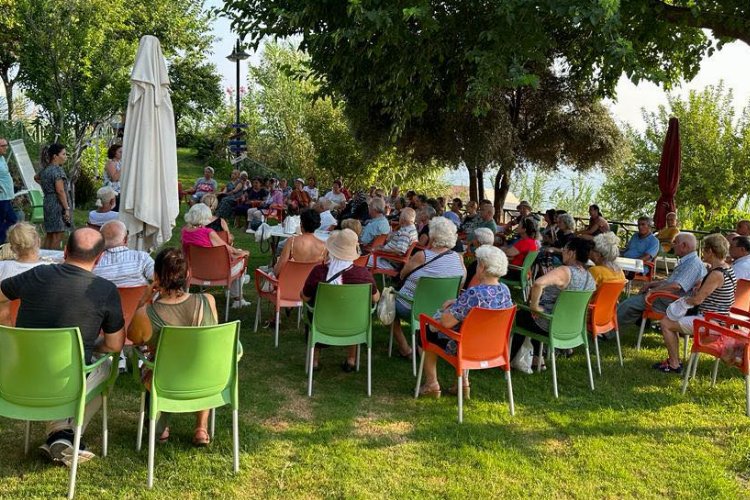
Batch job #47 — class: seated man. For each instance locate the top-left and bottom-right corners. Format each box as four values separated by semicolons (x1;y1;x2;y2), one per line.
444;198;463;228
617;233;706;328
622;216;661;277
730;235;750;280
467;203;498;250
369;207;418;270
314;198;337;231
94;220;155;287
656;212;680;253
0;228;125;464
736;219;750;238
360;197;390;248
503;200;539;233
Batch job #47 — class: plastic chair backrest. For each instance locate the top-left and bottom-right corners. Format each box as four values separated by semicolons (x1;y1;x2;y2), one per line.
548;289;595;348
215;231;231;244
152;322;239;402
187;245;231;283
29;190;44;223
353;254;369;267
590;281;627;328
460;306;517;363
411;276;462;323
0;326;84;413
313;283;372;339
277;261;318;302
118;286;148;330
734;279;750;313
520;250;539;281
369;234;387;248
8;299;19;326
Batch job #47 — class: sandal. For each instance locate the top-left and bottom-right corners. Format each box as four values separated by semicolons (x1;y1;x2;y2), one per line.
192;428;210;447
340;361;357;373
446;383;471;399
418;383;441;399
397;350;413;361
158;426;170;444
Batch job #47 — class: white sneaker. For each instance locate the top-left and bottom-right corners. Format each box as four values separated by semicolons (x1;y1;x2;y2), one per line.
231;298;251;309
242;274;251;285
245;227;254;234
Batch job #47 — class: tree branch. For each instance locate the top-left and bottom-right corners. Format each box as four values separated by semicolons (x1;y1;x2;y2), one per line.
654;1;750;46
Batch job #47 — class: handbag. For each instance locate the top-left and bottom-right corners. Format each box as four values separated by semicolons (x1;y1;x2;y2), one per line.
377;286;396;325
510;337;534;374
395;250;453;290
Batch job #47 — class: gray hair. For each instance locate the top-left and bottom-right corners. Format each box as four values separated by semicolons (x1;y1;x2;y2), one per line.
475;245;508;278
593;231;621;264
95;186;117;208
473;227;495;246
421;206;436;220
185;203;214;227
204;166;215;175
428;216;458;249
400;207;416;224
317;198;332;210
369;197;386;214
557;213;575;231
100;220;127;249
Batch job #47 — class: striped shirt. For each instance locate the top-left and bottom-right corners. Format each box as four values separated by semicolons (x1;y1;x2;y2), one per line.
384;224;418;255
396;249;465;308
664;252;707;293
699;266;736;314
93;246;155;287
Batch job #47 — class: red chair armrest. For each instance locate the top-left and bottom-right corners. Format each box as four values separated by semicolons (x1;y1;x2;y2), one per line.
254;268;279;294
419;313;461;345
704;311;750;331
645;291;679;307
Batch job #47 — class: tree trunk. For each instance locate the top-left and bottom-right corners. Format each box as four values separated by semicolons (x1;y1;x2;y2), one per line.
0;71;14;121
494;166;510;223
467;163;478;202
477;167;486;201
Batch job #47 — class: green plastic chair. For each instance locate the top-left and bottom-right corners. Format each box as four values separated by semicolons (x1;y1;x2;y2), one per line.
0;326;119;499
28;190;44;224
390;276;462;376
501;250;539;301
305;283;375;396
134;321;242;489
512;289;596;398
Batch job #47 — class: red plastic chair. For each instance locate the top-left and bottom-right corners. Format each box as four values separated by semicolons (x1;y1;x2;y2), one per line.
254;261;319;347
587;281;627;374
215;230;231;245
635;291;679;351
682;314;750;416
368;241;418;287
416;306;517;422
186;245;248;322
117;285;149;344
730;279;750;318
361;234;387;254
627;259;656;296
353;254;370;268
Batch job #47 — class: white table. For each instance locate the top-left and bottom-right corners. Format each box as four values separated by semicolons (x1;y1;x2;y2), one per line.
615;257;644;274
39;249;64;263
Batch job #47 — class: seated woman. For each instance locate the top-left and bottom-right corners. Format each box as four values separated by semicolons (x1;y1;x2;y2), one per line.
416;206;436;248
656;234;736;373
88;186;119;228
589;231;626;286
273;209;327;276
656;212;680;253
0;222;48;281
187;166;218;205
417;246;513;397
392;217;466;358
341;218;362;237
181;203;250;309
502;218;541;280
288;178;312;215
460;201;481;235
200;193;233;245
577;204;610;239
247;179;285;229
127;247;218;446
301;228;380;371
216;171;249;219
217;169;240;201
510;237;596;368
233;177;267;220
541;213;575;266
541;209;559;247
464;228;496;287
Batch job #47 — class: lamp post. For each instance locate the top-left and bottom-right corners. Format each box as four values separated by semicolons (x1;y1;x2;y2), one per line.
226;39;250;155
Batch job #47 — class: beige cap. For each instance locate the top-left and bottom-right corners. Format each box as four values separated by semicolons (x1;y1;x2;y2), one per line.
325;229;360;261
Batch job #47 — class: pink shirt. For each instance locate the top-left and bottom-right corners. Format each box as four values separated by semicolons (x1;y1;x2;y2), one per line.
181;227;214;256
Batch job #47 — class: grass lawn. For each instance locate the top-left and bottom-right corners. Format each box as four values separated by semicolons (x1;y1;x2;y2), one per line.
3;149;750;498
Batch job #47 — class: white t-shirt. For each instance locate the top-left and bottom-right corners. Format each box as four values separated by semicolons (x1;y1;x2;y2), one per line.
324;191;347;207
733;255;750;280
89;210;119;226
0;259;50;283
319;210;337;230
303;186;319;201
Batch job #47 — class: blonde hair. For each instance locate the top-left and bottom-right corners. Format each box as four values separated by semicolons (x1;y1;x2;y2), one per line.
703;233;729;260
95;186;117;208
7;222;40;257
341;218;362;237
201;193;218;211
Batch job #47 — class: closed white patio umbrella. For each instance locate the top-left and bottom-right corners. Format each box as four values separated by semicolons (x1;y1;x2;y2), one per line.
119;35;178;251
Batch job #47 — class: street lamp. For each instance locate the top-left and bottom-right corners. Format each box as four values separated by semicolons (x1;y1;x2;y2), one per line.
227;39;250;155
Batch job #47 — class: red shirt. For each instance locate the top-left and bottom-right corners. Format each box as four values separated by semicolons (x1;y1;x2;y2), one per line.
511;237;539;267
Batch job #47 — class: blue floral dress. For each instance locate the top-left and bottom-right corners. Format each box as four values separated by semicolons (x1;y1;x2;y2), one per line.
430;283;513;355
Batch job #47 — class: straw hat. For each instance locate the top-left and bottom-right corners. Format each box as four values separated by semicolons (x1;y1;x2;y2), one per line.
325;229;360;261
517;200;532;210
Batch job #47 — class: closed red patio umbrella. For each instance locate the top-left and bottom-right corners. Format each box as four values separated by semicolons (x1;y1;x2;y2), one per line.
654;117;681;230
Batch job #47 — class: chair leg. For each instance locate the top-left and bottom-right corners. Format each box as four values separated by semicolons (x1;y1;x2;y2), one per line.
356;345;361;372
681;353;697;394
505;370;515;416
253;300;261;332
615;327;623;367
67;424;82;500
24;421;30;455
307;347;315;397
551;348;559;398
414;352;425;398
147;418;156;489
209;408;215;439
102;394;108;457
711;358;721;387
745;374;750;417
585;344;595;391
457;375;464;423
224;290;230;323
388;322;394;357
691;353;699;379
411;331;417;377
682;336;689;362
297;306;302;331
274;309;280;347
136;392;146;451
367;346;372;397
636;318;646;350
594;336;601;376
304;343;310;375
536;343;543;372
232;409;240;473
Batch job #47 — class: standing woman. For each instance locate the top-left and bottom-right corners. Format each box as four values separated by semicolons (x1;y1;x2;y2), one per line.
39;143;72;250
104;144;122;211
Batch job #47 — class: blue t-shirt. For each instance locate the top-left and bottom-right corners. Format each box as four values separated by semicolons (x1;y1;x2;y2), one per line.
623;232;660;260
360;215;390;245
444;211;461;228
0;156;14;201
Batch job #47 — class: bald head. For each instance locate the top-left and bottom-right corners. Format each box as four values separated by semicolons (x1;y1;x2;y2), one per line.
673;232;697;257
100;220;127;249
66;228;105;264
